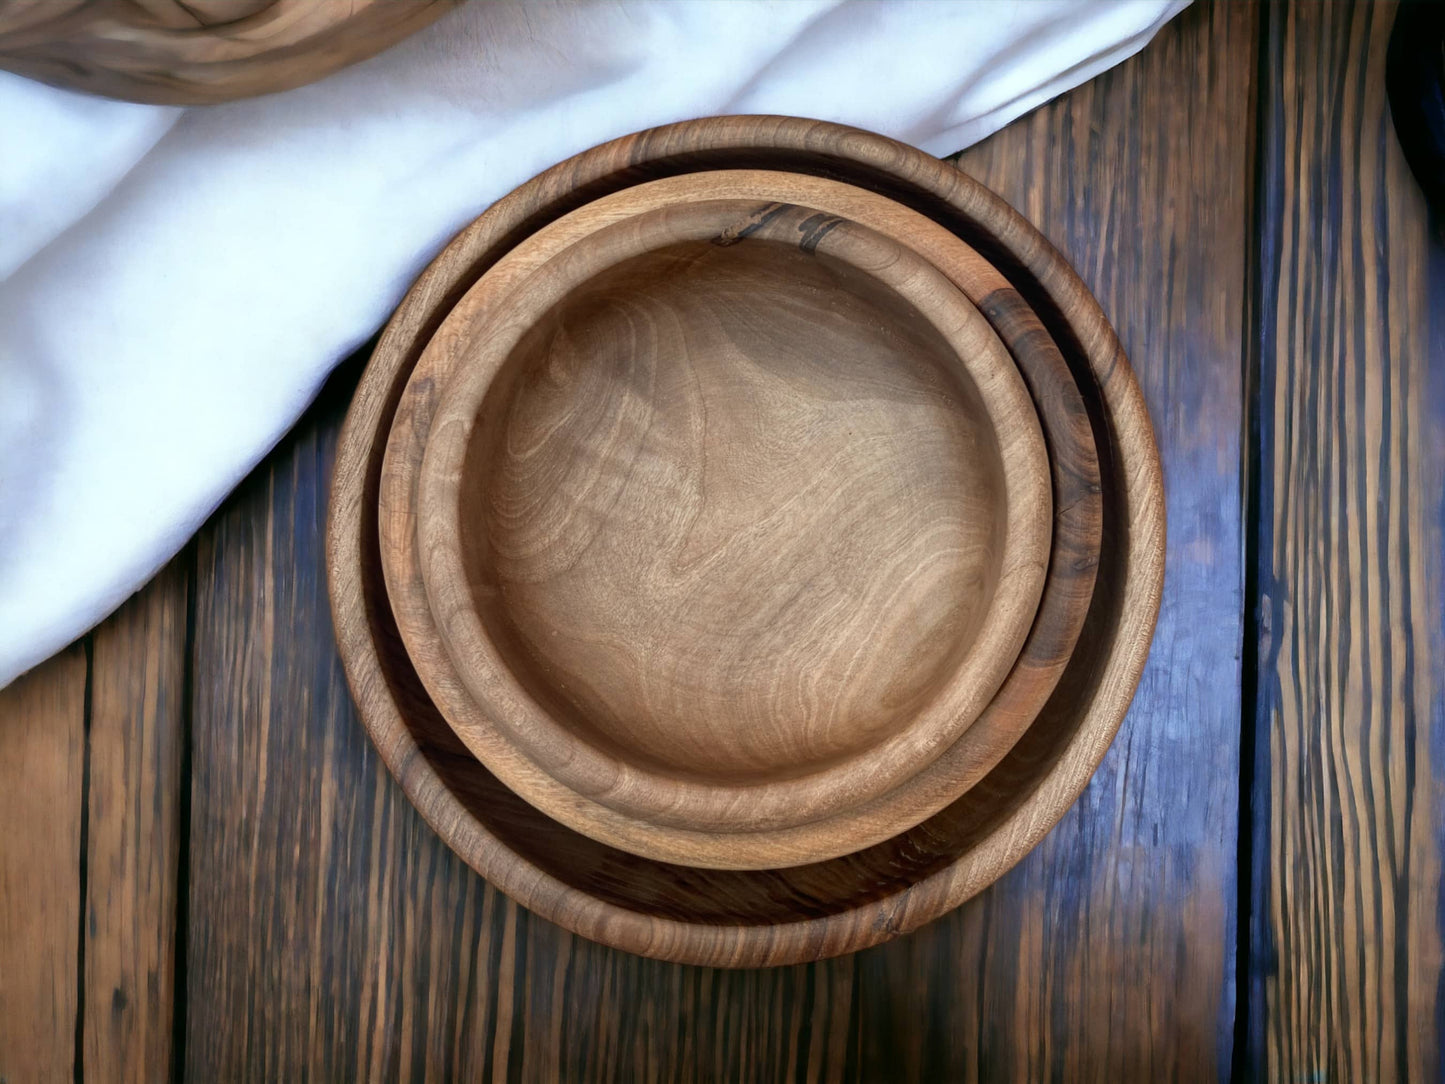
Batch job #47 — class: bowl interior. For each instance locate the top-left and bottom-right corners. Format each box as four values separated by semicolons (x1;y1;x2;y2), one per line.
403;176;1051;856
460;237;1009;785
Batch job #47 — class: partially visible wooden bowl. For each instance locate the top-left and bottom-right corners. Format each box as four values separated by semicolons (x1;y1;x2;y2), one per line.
404;173;1051;852
0;0;457;105
330;116;1162;965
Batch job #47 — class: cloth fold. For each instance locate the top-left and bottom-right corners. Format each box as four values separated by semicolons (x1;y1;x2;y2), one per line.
0;0;1186;689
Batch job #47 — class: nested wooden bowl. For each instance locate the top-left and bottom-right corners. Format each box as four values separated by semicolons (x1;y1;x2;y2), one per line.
329;116;1161;966
380;169;1096;868
400;172;1052;855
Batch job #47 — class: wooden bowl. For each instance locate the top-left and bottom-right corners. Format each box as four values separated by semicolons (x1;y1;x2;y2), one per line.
329;116;1162;966
404;172;1052;849
380;172;1100;869
0;0;457;105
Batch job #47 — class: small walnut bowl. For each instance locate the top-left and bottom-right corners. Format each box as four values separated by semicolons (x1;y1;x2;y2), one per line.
408;170;1052;855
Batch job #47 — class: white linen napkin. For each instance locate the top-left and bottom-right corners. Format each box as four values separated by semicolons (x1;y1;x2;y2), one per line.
0;0;1186;689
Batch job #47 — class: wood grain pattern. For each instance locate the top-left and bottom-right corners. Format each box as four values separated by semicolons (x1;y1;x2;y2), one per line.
851;3;1254;1078
82;560;188;1083
399;175;1053;862
1247;2;1445;1079
0;0;458;105
0;644;86;1084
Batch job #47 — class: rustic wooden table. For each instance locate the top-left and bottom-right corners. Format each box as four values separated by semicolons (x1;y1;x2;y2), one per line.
2;2;1440;1080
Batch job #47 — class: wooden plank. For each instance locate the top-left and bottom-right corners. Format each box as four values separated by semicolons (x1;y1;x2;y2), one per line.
83;559;189;1082
0;644;87;1084
852;4;1255;1079
1247;2;1444;1079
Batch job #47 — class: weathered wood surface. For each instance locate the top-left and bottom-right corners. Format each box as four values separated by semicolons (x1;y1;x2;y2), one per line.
1245;2;1445;1080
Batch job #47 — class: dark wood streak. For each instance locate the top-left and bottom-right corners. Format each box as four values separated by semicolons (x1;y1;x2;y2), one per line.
1246;2;1444;1079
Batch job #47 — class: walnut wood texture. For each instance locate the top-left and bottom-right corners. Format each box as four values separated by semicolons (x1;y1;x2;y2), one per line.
438;218;1035;799
422;187;1049;832
0;0;457;105
1245;2;1445;1079
395;176;1054;863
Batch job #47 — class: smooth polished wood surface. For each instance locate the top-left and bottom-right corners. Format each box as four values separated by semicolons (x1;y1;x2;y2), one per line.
0;0;457;104
1244;3;1445;1080
11;3;1427;1078
399;177;1052;860
382;174;1097;869
342;115;1161;957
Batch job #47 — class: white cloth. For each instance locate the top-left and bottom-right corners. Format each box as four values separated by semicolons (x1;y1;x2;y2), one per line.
0;0;1186;688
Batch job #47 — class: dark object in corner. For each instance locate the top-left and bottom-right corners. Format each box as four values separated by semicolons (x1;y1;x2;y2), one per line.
1387;2;1445;221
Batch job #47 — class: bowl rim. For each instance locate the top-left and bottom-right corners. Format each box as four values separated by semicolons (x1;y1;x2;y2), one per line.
403;172;1052;846
327;115;1164;967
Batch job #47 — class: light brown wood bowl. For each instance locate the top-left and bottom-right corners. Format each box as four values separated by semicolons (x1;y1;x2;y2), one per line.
380;168;1095;867
328;116;1161;966
401;172;1052;850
